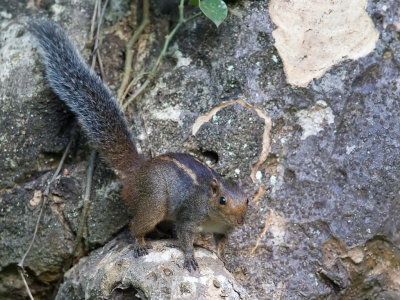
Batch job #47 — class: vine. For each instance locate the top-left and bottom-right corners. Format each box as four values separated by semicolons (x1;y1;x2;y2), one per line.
119;0;229;107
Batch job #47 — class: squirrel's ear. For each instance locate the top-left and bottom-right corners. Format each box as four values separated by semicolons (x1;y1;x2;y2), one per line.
209;178;221;196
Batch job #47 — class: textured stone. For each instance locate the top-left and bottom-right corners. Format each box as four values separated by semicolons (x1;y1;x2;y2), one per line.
134;1;400;298
269;0;379;87
0;2;131;299
56;237;248;300
0;0;400;299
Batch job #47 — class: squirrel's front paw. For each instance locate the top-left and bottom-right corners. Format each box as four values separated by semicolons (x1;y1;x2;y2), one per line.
133;245;152;257
183;255;199;272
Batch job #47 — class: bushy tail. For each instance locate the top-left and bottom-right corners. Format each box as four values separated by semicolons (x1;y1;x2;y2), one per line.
28;19;145;174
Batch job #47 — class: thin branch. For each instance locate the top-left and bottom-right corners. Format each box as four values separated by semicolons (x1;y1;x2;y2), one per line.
117;0;150;101
97;51;106;81
18;138;73;299
185;11;202;23
91;0;102;69
91;0;108;68
123;78;150;109
18;270;34;300
71;151;97;257
122;1;201;109
251;209;272;255
121;71;149;101
88;0;99;45
18;139;73;267
99;0;109;26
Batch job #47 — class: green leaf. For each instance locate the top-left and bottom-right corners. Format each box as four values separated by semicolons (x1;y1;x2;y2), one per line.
199;0;228;27
188;0;200;5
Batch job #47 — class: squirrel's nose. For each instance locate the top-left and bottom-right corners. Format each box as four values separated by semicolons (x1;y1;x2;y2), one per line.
237;215;245;225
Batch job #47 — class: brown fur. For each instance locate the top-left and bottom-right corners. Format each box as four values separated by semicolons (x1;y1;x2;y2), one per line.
156;156;199;185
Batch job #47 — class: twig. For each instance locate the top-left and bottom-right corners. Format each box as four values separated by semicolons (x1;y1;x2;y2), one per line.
18;139;73;266
18;270;34;300
122;1;202;109
121;71;148;101
184;11;202;23
17;138;73;299
123;76;150;109
117;0;150;101
71;151;97;257
91;0;102;68
91;0;108;68
97;51;106;81
99;0;109;27
88;0;99;45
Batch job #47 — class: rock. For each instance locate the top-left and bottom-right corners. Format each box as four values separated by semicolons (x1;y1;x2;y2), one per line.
0;3;131;298
1;0;400;298
0;0;95;189
56;237;248;300
0;170;76;299
269;0;379;87
130;0;400;297
0;160;131;299
0;19;71;188
343;247;364;265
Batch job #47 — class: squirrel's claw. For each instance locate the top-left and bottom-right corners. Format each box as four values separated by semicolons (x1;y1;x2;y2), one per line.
133;246;149;257
183;255;199;272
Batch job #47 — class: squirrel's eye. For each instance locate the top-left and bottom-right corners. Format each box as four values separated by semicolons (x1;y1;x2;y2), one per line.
246;198;249;206
219;197;227;205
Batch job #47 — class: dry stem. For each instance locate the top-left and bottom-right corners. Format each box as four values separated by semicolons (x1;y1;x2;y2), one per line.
122;0;201;109
71;151;97;257
17;138;73;299
117;0;150;101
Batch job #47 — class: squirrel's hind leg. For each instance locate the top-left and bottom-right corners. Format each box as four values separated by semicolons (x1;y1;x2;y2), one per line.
130;234;152;257
129;205;166;257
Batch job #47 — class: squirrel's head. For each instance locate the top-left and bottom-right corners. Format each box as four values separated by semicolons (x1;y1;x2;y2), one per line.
208;178;249;227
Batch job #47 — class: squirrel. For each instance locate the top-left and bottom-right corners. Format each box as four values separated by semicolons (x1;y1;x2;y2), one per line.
28;18;248;271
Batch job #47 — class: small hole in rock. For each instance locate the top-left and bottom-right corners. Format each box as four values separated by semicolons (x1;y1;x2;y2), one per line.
188;149;219;167
202;151;219;166
110;286;148;300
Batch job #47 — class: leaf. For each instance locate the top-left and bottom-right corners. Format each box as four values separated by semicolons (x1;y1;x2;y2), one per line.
188;0;200;5
199;0;228;27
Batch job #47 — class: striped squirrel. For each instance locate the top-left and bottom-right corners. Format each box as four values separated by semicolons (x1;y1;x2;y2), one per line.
29;18;248;271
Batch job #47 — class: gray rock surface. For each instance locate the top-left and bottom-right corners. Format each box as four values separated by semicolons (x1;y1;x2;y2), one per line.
0;0;400;299
56;237;248;300
0;2;131;299
131;0;400;298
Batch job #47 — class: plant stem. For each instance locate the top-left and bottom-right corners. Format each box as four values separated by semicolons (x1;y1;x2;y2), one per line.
117;0;150;101
123;2;201;109
121;71;148;101
18;138;73;299
71;150;97;257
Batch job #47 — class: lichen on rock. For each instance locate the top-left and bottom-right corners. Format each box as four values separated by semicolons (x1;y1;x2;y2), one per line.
269;0;379;87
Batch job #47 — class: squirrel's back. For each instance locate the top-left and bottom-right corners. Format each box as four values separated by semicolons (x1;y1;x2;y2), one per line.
28;19;145;173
